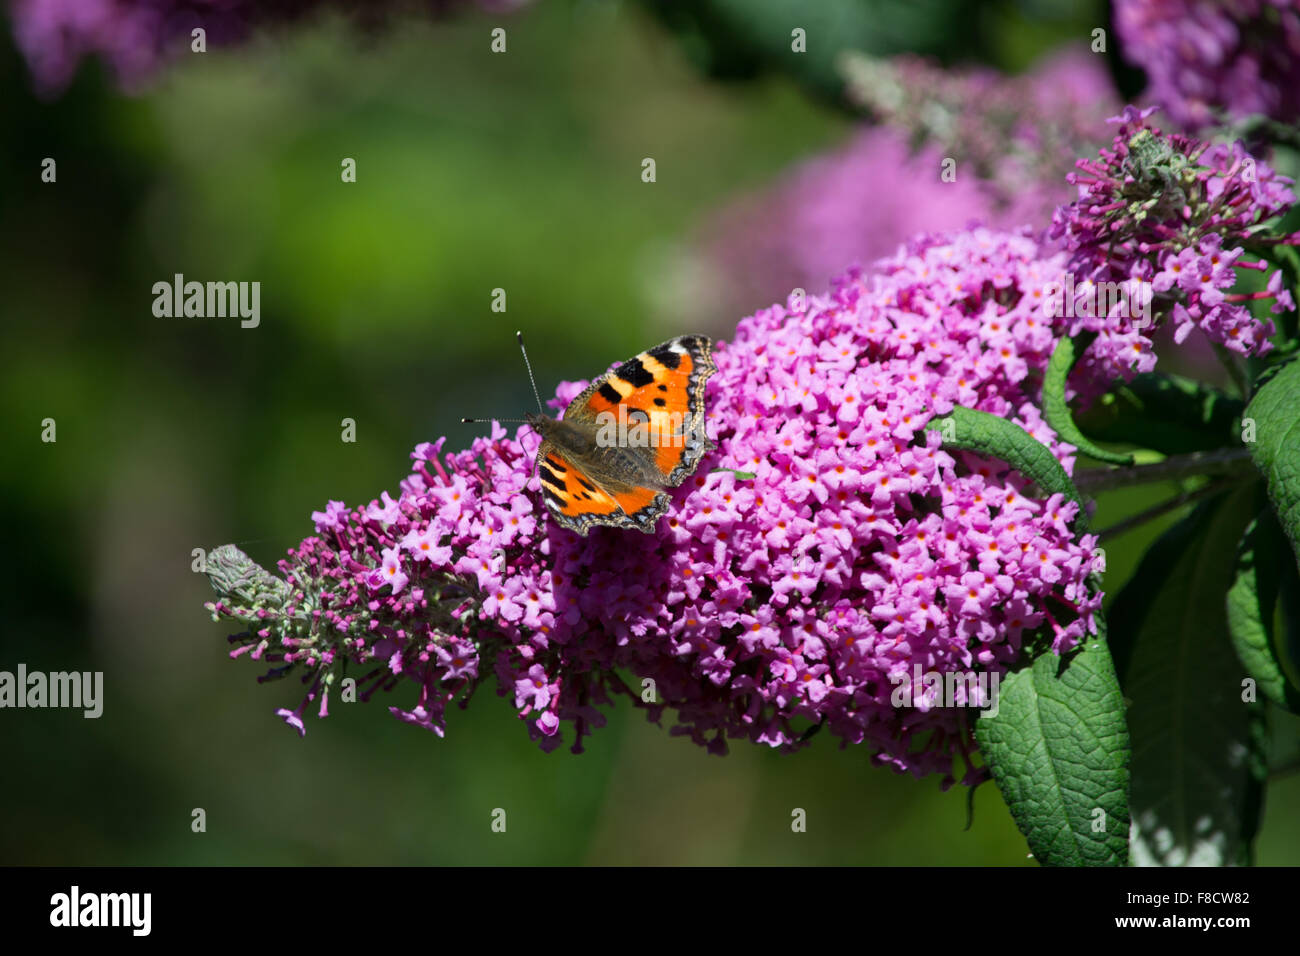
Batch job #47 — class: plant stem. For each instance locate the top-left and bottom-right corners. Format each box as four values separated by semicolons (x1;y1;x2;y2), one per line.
1270;758;1300;782
1095;478;1237;542
1072;446;1255;494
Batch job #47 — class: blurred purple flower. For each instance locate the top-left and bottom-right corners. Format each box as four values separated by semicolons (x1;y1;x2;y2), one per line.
1115;0;1300;130
700;47;1118;314
702;127;1050;313
8;0;533;96
840;45;1119;210
206;226;1107;787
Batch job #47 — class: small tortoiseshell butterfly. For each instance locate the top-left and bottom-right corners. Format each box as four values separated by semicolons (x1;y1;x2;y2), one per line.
467;333;716;535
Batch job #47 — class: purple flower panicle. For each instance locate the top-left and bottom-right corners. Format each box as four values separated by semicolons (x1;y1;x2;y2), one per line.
208;227;1107;787
1051;106;1297;377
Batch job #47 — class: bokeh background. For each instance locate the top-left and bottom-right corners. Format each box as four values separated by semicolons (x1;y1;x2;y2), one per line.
3;0;1299;864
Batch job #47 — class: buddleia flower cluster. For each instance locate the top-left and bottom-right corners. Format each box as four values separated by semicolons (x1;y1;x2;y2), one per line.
207;226;1108;786
1050;106;1297;380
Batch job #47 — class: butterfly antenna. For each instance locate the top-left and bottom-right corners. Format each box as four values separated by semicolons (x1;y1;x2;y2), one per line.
462;332;545;427
516;330;545;414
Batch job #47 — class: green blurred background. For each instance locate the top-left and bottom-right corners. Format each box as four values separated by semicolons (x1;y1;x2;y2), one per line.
2;0;1298;864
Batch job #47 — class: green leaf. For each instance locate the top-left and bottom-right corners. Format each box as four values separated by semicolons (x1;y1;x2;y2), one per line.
1244;357;1300;576
1114;486;1267;866
925;406;1084;514
1278;560;1300;701
1227;508;1300;712
1043;335;1134;465
1265;705;1300;778
1075;373;1244;456
974;624;1131;867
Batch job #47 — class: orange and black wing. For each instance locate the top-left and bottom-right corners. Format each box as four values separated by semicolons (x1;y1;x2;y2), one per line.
564;335;716;487
534;440;670;536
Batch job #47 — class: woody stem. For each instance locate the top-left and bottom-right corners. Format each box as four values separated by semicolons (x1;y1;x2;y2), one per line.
1072;447;1256;495
1095;478;1240;542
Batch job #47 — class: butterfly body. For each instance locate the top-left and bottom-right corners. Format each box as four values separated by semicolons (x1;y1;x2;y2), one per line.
530;335;716;536
527;414;669;493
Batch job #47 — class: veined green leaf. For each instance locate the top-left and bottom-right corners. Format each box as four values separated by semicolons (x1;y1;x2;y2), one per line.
1244;357;1300;575
1227;509;1300;713
1043;335;1134;465
974;623;1131;867
925;406;1084;514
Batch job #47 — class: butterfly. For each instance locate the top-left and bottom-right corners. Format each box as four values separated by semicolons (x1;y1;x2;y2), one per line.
467;333;717;535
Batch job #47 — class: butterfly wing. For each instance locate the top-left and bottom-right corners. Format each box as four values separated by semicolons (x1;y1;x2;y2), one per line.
564;335;716;487
535;439;670;535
